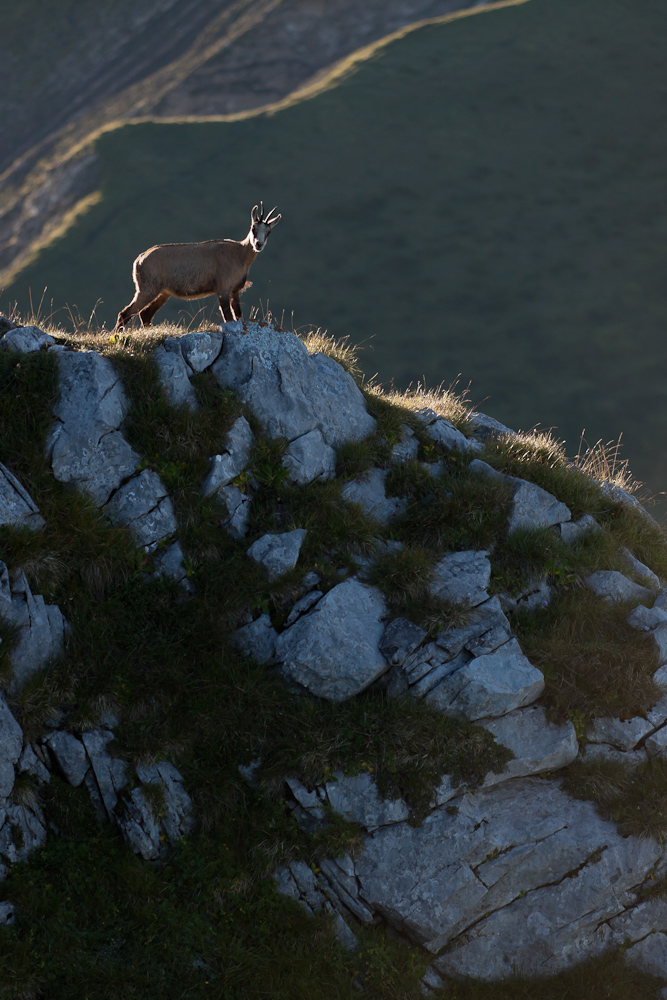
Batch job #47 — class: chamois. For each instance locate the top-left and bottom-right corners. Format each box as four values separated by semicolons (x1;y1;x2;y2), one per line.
114;203;281;330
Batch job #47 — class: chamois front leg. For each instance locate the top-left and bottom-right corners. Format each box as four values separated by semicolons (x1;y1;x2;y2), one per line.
138;291;171;327
218;295;235;323
230;289;243;321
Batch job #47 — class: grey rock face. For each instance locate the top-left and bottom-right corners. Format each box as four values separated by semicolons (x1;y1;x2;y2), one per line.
104;469;177;550
153;540;189;586
620;548;660;590
341;468;406;525
177;330;223;372
230;614;278;663
284;590;323;627
622;933;667;978
44;730;89;786
275;578;389;701
17;744;50;784
434;596;511;660
1;325;54;353
5;572;66;693
508;478;571;534
424;418;475;453
584;571;654;605
153;340;198;410
557;513;600;544
429;550;491;607
283;429;336;485
47;350;140;505
202;416;254;495
586;716;653;751
380;618;427;666
322;772;410;831
246;529;307;581
0;799;48;866
391;424;419;463
480;707;578;786
211;322;376;447
580;742;647;768
467;412;516;440
216;485;251;539
0;462;45;531
81;730;129;816
0;694;22;799
118;761;195;861
645;725;667;759
425;639;544;720
627;603;667;632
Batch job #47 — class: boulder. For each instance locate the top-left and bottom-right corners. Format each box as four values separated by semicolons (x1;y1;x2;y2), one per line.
584;571;654;605
202;416;254;495
153;540;189;586
177;330;223;372
467;411;516;440
282;429;336;485
47;350;140;505
322;772;410;831
434;596;511;660
391;424;419;463
17;743;50;784
480;706;578;786
104;469;177;550
0;325;54;353
230;614;278;663
284;590;323;627
211;322;375;447
275;578;389;701
0;694;23;799
626;604;667;632
0;462;45;531
0;799;48;866
508;478;571;534
425;639;544;720
557;514;600;544
44;730;89;786
586;716;653;751
341;468;407;525
380;618;427;667
5;572;66;692
153;341;198;410
644;726;667;759
246;529;307;581
80;729;129;816
429;550;491;607
118;761;194;861
620;548;660;590
216;485;251;539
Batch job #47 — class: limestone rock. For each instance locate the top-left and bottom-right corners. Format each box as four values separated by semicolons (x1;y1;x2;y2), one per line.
135;761;194;845
0;902;15;926
434;596;511;660
467;412;516;440
425;417;472;453
323;772;409;830
0;315;15;335
81;729;129;816
246;529;307;581
5;572;66;692
0;694;22;799
508;478;571;534
624;933;667;978
499;576;553;613
557;514;600;544
586;716;653;751
644;726;667;759
153;340;198;410
216;485;250;539
0;462;45;531
580;743;647;768
620;547;660;590
274;859;359;951
345;777;660;964
0;325;54;353
17;744;50;784
282;429;336;485
380;618;427;667
391;424;419;463
47;350;140;505
202;416;254;495
429;550;491;607
425;639;544;720
480;706;578;786
275;578;388;701
609;897;667;944
584;571;653;605
0;799;48;865
153;540;189;586
119;761;194;861
284;590;323;627
230;614;278;663
177;330;223;372
627;604;667;632
44;730;89;787
341;468;406;525
104;469;177;550
211;322;375;447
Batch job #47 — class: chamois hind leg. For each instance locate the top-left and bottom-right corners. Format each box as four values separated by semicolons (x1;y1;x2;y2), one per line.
218;295;235;323
230;290;243;321
115;288;161;330
138;291;171;327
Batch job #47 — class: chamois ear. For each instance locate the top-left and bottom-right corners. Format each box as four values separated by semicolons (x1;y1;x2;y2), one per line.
251;205;260;222
267;213;281;228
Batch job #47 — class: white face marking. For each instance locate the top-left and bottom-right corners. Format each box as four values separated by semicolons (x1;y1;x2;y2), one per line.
251;222;271;251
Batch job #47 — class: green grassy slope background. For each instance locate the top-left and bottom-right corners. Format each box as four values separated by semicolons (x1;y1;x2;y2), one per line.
5;0;667;510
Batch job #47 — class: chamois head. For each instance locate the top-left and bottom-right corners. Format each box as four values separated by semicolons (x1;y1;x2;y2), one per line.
250;201;281;252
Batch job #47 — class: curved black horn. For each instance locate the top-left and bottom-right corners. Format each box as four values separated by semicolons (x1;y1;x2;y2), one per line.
259;200;265;220
266;206;278;221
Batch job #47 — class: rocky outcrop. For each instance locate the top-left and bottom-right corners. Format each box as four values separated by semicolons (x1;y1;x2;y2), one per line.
1;567;67;693
0;463;45;531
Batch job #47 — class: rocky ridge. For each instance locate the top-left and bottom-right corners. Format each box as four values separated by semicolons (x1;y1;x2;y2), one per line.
0;315;667;988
